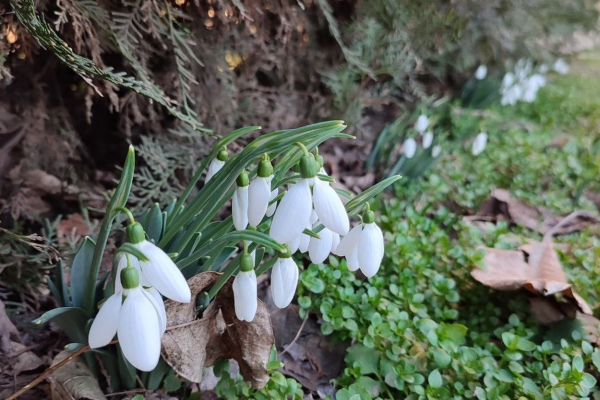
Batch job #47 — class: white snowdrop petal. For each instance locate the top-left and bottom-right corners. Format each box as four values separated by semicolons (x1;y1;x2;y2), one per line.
118;288;161;371
472;132;488;156
232;186;249;231
403;138;417;159
144;287;167;335
373;223;385;261
232;270;258;321
205;159;225;183
287;234;301;254
248;177;271;227
347;248;360;271
475;65;487;80
312;179;349;236
431;145;442;158
330;233;340;255
266;188;278;217
308;227;334;264
299;223;311;254
336;225;362;256
422;132;434;149
269;179;312;244
310;210;318;225
271;258;299;308
135;241;191;303
415;115;429;133
88;292;121;349
357;223;383;278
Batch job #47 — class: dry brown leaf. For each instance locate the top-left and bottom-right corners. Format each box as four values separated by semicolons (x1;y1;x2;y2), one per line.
577;312;600;345
48;350;107;400
476;189;598;235
0;300;20;353
162;272;274;389
10;341;44;374
57;214;92;245
472;239;593;322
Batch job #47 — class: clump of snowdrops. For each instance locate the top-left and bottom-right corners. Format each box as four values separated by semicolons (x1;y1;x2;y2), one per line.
35;121;399;388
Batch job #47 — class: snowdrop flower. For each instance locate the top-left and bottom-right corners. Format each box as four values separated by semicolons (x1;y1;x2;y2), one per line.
472;132;488;156
422;131;433;149
232;171;249;231
271;252;299;308
474;64;487;80
403;138;417;159
502;72;515;88
232;252;257;321
127;223;191;303
89;265;164;371
266;185;278;217
205;147;228;182
431;145;442;158
553;59;569;75
308;226;335;264
312;174;349;236
248;158;273;227
270;177;312;244
415;114;429;133
336;210;384;278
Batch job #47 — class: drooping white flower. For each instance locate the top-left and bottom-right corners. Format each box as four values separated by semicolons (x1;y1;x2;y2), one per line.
308;226;335;264
115;254;150;292
336;212;385;278
475;64;487;80
130;236;191;303
232;171;249;231
415;115;429;133
270;178;312;244
248;158;274;227
271;257;299;308
205;148;228;183
403;138;417;159
312;177;349;236
431;145;442;158
89;268;164;372
553;59;569;75
472;132;488;156
232;267;257;322
422;131;434;149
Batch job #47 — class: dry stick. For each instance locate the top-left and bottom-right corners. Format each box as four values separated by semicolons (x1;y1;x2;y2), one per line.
6;341;116;400
279;312;309;356
543;209;598;241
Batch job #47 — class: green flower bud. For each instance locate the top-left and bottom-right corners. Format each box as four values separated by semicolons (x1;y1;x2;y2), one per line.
240;252;254;272
278;246;292;259
257;159;273;178
120;266;140;289
126;222;146;244
236;171;249;187
363;210;375;224
316;154;324;168
217;147;228;161
299;154;318;179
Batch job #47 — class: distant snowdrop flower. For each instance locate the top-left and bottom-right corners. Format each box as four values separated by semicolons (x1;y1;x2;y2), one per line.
472;132;488;156
422;131;434;149
127;223;191;303
205;147;228;183
475;64;487;80
232;171;249;231
232;253;257;322
248;158;273;228
271;254;299;308
431;145;442;158
553;59;569;75
539;64;549;74
403;138;417;159
89;266;164;371
502;72;515;88
415;115;429;133
336;210;384;278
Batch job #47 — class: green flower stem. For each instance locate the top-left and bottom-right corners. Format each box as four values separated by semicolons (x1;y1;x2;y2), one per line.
116;207;135;224
83;215;115;315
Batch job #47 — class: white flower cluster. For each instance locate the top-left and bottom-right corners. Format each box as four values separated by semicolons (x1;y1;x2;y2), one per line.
400;115;441;160
500;58;568;106
88;225;191;371
220;150;385;322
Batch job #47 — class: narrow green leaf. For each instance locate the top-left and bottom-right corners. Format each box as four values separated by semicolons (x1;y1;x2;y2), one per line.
33;307;88;344
144;203;164;243
302;228;321;239
106;145;135;216
70;237;96;309
345;175;402;216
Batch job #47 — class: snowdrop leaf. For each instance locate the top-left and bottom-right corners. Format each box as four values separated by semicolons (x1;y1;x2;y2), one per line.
345;175;402;216
106;145;135;217
162;272;274;389
117;243;150;262
70;237;96;310
144;203;164;243
33;307;88;344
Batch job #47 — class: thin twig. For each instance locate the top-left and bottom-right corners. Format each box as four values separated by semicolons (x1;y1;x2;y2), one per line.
279;312;309;356
6;340;117;400
544;209;598;241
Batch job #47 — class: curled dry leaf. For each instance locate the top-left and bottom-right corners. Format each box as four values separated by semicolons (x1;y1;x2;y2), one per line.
475;189;598;235
161;272;274;389
49;350;107;400
472;239;593;324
